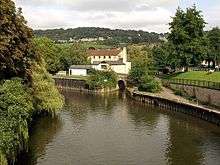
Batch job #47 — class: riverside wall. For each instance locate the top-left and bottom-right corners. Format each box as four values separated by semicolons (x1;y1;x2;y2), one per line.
127;88;220;125
170;84;220;108
53;77;118;94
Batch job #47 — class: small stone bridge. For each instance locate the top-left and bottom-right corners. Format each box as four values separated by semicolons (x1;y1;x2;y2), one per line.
117;74;128;90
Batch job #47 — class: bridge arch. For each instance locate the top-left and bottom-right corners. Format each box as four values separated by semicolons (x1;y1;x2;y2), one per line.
118;80;126;90
117;74;128;90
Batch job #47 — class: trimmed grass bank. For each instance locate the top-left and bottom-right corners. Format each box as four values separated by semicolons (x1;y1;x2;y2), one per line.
169;71;220;82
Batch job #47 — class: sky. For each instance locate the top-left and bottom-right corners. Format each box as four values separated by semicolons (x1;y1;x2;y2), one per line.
13;0;220;33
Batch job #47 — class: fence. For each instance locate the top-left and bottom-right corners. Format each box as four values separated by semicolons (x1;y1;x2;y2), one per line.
188;67;220;72
163;78;220;90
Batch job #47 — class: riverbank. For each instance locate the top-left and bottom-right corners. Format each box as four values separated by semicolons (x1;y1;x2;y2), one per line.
0;77;64;165
127;87;220;125
54;77;119;94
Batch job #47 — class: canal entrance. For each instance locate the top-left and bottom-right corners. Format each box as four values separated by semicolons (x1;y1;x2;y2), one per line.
118;80;126;90
17;91;220;165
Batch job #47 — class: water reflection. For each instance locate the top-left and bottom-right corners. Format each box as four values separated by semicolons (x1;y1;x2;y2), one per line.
17;115;63;165
167;118;204;165
166;114;220;165
17;91;220;165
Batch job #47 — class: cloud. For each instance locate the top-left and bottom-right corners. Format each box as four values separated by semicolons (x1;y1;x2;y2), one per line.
15;0;178;11
13;0;220;33
204;5;220;29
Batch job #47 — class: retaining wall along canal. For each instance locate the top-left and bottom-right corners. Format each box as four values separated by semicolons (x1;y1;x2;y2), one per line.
170;84;220;108
127;89;220;125
53;77;118;93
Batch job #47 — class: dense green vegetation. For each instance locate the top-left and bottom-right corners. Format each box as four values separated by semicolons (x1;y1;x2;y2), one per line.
59;43;89;71
0;0;37;81
31;64;64;114
33;37;62;74
153;6;220;71
128;46;162;93
34;37;89;73
34;27;164;45
138;75;162;93
0;1;64;164
86;70;118;90
169;71;220;82
0;79;33;164
206;27;220;67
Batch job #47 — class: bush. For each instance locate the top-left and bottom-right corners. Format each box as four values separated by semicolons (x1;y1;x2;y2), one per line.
86;70;118;90
138;75;162;93
31;64;64;114
0;79;33;164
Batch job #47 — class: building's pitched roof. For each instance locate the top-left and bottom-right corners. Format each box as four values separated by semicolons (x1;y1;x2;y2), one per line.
87;48;122;57
69;65;93;69
92;61;125;65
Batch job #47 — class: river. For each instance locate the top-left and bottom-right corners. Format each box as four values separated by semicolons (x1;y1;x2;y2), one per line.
17;90;220;165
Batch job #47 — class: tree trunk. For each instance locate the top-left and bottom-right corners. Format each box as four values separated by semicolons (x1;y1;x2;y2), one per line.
208;60;211;68
213;60;216;68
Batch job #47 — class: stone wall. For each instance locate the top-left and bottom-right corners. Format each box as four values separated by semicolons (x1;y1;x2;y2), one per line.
170;84;220;108
54;78;86;90
53;77;119;93
127;88;220;125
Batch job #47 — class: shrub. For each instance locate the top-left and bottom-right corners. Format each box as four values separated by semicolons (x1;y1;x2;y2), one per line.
86;70;117;90
31;64;64;114
138;75;162;93
0;79;33;164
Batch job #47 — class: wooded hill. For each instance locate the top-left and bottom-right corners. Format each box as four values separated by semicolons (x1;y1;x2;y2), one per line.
34;27;165;44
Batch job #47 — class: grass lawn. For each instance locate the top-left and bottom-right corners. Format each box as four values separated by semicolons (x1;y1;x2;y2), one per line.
170;71;220;82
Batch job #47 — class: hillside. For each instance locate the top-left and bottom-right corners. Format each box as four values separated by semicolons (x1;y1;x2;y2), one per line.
34;27;165;44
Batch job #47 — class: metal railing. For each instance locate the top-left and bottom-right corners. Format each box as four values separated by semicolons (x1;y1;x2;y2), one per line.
163;78;220;90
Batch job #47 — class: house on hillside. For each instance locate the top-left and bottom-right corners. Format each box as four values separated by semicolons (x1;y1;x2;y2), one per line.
69;47;131;76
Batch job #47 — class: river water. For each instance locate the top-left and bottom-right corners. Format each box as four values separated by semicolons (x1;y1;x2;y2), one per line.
18;91;220;165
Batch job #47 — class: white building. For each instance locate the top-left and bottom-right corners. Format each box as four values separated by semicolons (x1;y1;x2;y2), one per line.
69;65;92;76
69;47;131;76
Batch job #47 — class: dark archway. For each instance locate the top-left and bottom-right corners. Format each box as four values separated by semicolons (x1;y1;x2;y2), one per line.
118;80;126;90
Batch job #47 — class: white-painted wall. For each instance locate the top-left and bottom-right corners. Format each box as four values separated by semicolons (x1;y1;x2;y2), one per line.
69;69;87;76
91;63;131;75
110;63;131;74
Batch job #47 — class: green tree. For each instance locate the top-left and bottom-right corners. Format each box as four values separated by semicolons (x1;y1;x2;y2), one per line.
0;1;64;164
0;79;33;164
153;43;179;72
33;37;61;74
60;43;89;71
128;46;153;84
31;63;64;114
138;75;162;93
207;27;220;67
0;0;38;80
168;5;207;70
86;70;117;90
